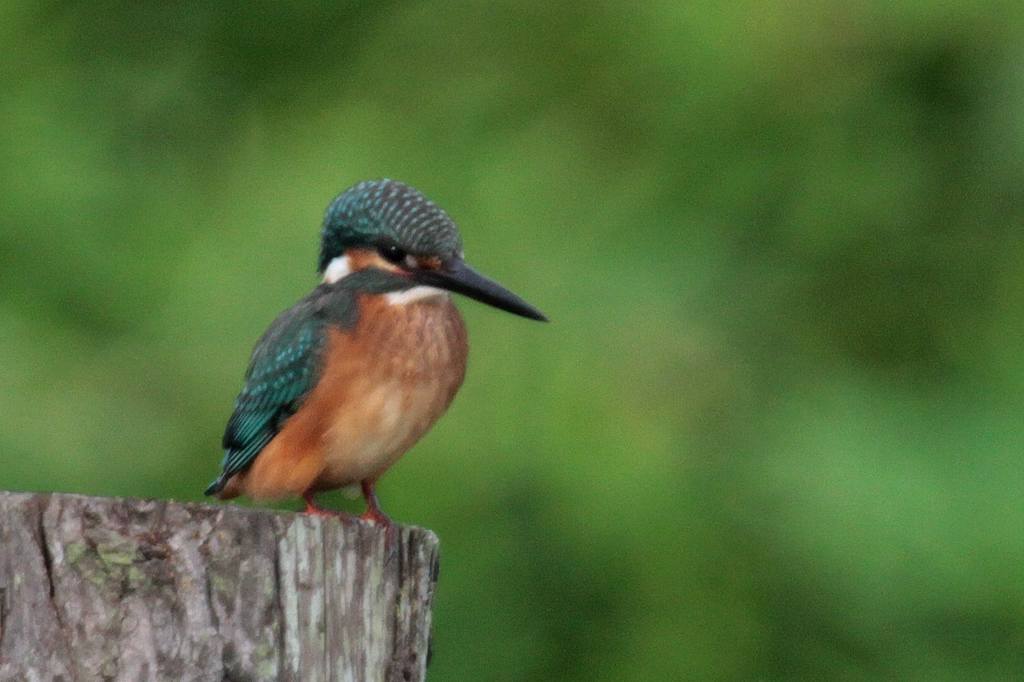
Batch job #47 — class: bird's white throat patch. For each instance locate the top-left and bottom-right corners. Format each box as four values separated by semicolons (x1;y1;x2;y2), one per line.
322;255;352;284
386;286;448;305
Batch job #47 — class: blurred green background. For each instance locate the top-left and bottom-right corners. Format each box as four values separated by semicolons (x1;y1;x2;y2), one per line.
3;1;1024;679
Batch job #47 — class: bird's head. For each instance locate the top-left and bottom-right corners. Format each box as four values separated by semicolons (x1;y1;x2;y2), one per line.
318;179;546;321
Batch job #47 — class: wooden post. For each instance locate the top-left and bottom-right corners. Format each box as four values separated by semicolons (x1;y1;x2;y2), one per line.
0;491;439;681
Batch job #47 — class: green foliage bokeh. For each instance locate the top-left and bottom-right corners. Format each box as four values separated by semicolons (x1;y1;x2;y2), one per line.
3;2;1023;679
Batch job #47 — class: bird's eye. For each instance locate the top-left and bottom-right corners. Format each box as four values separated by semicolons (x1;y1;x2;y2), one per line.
378;243;407;265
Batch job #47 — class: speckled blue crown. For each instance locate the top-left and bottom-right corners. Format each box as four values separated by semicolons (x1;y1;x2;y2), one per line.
318;179;464;272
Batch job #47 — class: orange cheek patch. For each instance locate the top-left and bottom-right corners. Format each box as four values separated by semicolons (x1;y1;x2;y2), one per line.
415;256;443;270
345;248;386;271
344;247;411;274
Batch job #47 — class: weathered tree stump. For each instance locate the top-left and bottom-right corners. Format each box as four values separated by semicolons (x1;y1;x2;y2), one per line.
0;491;439;681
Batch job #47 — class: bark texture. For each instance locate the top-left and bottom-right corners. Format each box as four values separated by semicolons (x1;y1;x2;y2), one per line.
0;491;439;682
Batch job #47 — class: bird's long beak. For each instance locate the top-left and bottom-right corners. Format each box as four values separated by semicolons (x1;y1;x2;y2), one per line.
413;258;548;322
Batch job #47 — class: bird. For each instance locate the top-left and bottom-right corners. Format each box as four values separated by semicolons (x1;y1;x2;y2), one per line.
204;179;546;523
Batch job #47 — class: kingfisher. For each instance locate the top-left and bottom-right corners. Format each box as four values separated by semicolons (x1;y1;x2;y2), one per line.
204;179;546;523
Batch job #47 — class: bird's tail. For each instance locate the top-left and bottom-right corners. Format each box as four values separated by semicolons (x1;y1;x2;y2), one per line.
203;475;226;497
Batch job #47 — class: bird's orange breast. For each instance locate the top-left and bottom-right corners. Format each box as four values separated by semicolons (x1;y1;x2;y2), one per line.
229;293;468;501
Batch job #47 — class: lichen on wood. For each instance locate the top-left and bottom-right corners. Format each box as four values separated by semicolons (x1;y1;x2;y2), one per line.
0;491;438;681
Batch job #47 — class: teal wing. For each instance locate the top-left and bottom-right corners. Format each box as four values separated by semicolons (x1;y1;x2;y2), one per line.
204;295;328;495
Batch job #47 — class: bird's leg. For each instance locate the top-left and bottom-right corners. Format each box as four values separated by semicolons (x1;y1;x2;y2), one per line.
360;480;392;525
303;491;344;518
361;479;398;564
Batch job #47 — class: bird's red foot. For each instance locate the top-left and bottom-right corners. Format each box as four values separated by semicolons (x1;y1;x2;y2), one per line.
359;480;398;563
360;508;393;525
360;480;393;526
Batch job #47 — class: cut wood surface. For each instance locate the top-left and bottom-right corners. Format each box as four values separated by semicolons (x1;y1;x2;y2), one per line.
0;491;439;681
